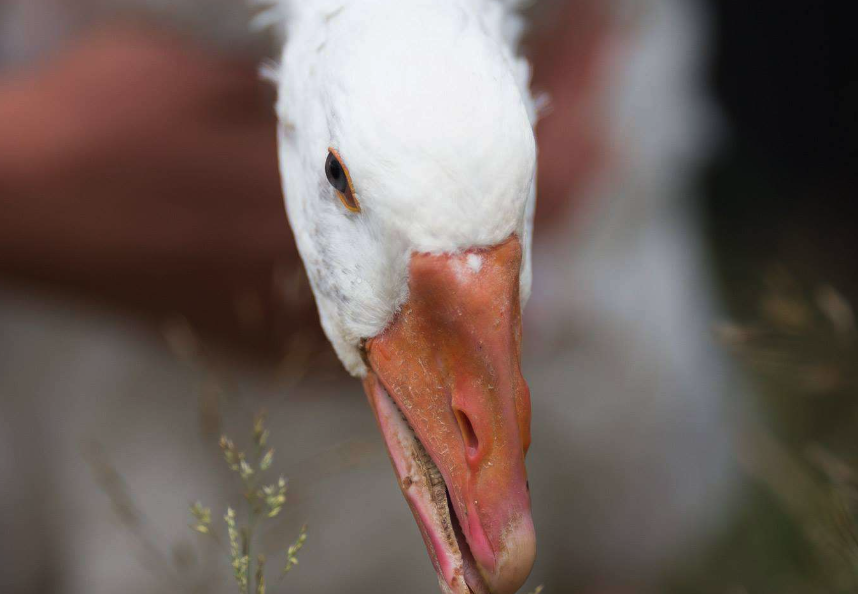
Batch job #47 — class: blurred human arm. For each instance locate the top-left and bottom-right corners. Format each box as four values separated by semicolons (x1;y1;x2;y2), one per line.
0;25;304;351
1;24;292;274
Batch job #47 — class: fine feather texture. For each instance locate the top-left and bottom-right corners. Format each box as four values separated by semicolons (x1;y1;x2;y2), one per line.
272;0;538;375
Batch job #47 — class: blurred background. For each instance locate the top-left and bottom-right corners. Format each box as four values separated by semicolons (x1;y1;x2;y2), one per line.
0;1;855;593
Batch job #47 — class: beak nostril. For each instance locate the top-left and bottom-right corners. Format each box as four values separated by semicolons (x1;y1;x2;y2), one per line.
454;409;480;461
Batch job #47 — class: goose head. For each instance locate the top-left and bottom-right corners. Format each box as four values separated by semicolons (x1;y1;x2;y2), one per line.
274;3;536;592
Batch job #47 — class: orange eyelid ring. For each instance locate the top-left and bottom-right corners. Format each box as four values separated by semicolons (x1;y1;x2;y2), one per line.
328;147;361;213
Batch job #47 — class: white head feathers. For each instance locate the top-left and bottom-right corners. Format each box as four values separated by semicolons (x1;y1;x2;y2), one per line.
269;0;537;375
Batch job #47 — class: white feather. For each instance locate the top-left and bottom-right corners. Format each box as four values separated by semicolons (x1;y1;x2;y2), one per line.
274;0;537;375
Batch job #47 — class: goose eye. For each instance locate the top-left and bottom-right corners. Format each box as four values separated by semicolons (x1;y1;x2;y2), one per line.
325;149;360;212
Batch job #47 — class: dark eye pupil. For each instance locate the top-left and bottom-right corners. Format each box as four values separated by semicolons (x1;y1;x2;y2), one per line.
326;152;348;193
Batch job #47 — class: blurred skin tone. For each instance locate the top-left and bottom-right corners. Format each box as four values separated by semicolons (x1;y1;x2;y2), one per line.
0;3;606;356
1;25;291;269
0;24;305;354
529;0;610;229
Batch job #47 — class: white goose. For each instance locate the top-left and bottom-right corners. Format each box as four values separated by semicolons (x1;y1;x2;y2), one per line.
0;1;733;593
268;1;539;593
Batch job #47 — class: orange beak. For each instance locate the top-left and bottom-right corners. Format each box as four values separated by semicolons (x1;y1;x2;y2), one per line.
363;236;535;594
